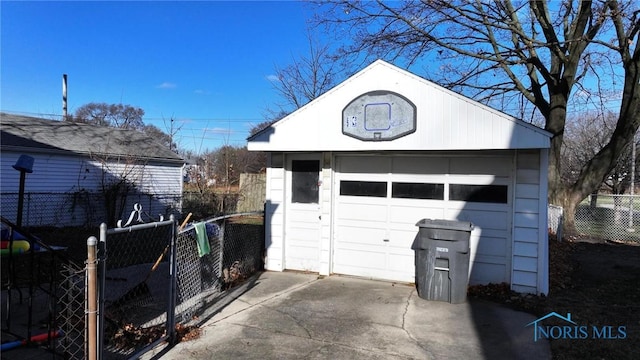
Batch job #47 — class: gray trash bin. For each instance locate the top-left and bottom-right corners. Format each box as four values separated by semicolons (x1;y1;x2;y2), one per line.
412;219;473;304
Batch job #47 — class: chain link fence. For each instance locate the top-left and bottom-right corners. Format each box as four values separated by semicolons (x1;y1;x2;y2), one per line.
1;216;84;359
93;210;264;359
576;194;640;243
175;212;265;326
3;197;265;360
98;215;176;360
548;204;563;240
57;263;88;359
1;190;254;229
0;191;182;228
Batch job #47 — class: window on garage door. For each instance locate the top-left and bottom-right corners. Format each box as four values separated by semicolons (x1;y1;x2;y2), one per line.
339;180;387;197
449;184;508;204
391;182;444;200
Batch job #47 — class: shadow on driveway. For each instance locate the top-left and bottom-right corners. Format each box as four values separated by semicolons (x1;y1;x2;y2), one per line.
147;272;549;359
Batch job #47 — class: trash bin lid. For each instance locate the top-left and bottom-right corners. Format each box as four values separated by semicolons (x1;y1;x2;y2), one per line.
415;219;474;231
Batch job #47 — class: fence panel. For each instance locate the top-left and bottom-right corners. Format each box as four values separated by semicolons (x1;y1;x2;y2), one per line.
1;216;85;359
174;212;264;326
236;173;266;212
99;215;176;360
548;204;563;240
0;192;182;228
576;194;640;243
57;263;87;359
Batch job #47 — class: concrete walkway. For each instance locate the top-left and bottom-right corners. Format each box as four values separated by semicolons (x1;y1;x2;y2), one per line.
145;271;550;359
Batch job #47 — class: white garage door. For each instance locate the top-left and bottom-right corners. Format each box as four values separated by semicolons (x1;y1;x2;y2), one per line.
333;155;513;284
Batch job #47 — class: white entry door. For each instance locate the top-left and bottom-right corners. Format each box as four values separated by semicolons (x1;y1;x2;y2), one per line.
284;154;322;272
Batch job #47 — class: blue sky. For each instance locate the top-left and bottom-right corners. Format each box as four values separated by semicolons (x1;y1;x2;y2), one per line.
1;1;315;153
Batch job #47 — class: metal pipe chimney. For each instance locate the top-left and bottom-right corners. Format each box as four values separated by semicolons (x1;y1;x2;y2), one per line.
62;74;68;120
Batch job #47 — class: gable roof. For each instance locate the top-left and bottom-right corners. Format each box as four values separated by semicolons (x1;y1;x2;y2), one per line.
0;113;183;165
248;60;551;152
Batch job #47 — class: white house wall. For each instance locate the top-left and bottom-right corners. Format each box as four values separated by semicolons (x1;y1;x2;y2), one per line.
254;60;550;295
249;60;550;152
511;150;548;294
263;150;549;294
319;152;334;275
1;151;183;227
264;153;286;271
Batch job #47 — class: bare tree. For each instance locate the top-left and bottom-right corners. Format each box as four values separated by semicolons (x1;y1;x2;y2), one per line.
315;0;640;232
562;111;637;195
142;123;178;152
268;31;339;113
73;102;145;130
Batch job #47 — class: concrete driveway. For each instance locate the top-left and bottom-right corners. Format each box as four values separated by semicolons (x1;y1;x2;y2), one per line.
145;271;550;359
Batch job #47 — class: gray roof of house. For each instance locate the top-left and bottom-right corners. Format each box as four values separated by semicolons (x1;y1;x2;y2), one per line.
0;113;183;165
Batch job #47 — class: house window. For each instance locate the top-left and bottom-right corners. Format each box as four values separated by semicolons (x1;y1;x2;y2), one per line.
449;184;508;204
291;160;320;204
392;182;444;200
340;180;387;197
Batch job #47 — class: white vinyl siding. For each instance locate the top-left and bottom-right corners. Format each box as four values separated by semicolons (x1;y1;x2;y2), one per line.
251;60;551;295
264;153;286;271
511;150;544;293
1;151;182;226
249;61;550;152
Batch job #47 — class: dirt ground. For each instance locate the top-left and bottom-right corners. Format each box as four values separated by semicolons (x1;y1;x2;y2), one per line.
469;235;640;359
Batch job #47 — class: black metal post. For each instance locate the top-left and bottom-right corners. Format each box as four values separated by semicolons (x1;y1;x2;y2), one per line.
16;170;26;228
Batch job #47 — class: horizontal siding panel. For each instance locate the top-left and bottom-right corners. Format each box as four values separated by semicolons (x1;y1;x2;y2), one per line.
512;271;537;288
270;179;284;191
514;213;539;228
515;184;540;199
516;169;540;184
514;228;538;243
515;198;540;214
513;242;537;257
512;284;537;294
516;152;539;169
513;256;537;272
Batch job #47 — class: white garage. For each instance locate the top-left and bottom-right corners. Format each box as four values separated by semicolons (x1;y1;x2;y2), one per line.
248;60;551;295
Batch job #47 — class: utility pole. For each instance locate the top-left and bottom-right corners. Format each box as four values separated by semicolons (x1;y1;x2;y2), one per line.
170;117;174;151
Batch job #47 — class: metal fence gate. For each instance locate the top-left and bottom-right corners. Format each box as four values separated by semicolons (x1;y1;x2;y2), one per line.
93;209;264;360
97;214;177;360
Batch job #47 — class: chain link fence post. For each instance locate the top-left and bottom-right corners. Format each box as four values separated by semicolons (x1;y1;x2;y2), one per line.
86;236;98;360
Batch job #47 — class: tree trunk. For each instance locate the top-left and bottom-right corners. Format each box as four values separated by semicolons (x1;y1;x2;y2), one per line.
562;198;578;237
549;42;640;236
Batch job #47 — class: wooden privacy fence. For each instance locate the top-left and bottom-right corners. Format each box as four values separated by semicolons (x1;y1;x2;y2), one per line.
236;173;266;213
